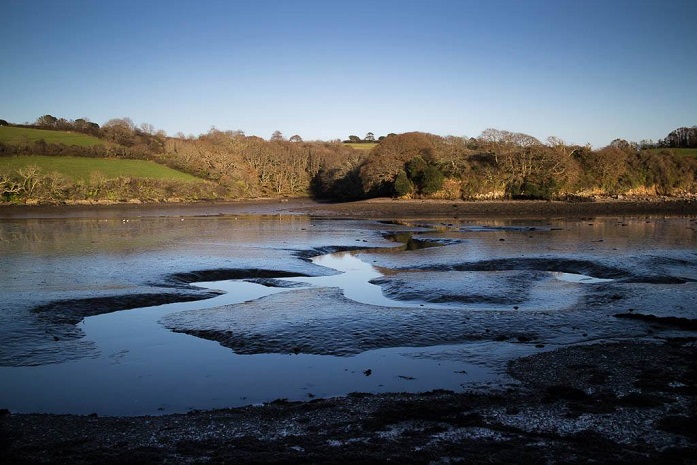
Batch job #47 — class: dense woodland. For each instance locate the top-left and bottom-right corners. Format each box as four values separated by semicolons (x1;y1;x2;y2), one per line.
1;115;696;203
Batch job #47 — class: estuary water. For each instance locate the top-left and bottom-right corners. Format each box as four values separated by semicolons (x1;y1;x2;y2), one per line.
0;209;695;415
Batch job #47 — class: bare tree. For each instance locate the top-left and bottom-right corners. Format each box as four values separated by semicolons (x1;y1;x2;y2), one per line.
102;118;137;146
140;122;156;135
17;165;42;197
478;128;541;165
35;115;58;128
0;173;22;198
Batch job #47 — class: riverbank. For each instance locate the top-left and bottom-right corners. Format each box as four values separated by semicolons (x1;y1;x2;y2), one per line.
1;196;697;220
2;338;694;464
294;197;697;219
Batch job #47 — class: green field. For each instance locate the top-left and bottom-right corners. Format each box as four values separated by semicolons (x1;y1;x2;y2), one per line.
343;142;378;151
0;155;202;182
647;148;697;159
0;126;104;147
672;148;697;158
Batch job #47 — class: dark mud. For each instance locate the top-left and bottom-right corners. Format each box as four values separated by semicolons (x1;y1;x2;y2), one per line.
294;198;697;219
32;292;220;327
2;197;696;220
29;267;320;327
614;312;697;331
400;257;638;281
2;338;694;464
167;268;312;285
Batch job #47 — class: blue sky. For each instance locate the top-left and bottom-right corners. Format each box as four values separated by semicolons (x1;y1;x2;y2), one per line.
1;0;696;146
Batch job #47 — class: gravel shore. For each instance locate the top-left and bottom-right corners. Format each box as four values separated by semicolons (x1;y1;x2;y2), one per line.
2;338;694;464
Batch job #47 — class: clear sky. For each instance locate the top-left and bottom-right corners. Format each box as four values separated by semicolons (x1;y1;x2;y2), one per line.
1;0;696;146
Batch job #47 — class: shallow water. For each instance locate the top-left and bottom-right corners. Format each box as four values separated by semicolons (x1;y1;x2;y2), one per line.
0;213;695;415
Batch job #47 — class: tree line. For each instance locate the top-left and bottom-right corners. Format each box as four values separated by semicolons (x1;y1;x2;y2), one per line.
139;126;697;200
1;115;696;203
354;130;697;200
7;115;167;153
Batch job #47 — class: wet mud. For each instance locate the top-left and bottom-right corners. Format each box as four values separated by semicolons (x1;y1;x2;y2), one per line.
293;197;697;219
167;268;312;285
32;292;220;327
406;257;631;279
163;288;549;356
1;205;696;462
6;218;696;367
614;312;697;331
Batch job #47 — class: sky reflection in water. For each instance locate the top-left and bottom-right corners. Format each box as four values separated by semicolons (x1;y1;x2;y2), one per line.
0;252;506;416
1;215;694;416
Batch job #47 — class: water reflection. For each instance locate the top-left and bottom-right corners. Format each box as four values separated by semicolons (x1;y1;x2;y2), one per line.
283;253;434;308
551;272;614;284
1;276;498;415
0;215;695;415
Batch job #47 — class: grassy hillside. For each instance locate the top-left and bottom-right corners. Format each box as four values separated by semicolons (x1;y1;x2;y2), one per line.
646;148;697;159
0;155;203;182
343;142;378;151
670;148;697;158
0;126;104;147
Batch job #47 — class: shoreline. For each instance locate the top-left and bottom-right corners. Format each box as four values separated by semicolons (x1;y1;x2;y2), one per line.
1;197;696;220
2;338;694;464
2;199;695;463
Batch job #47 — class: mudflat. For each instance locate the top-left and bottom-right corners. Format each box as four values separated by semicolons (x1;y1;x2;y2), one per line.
1;196;697;219
294;197;697;218
1;198;695;464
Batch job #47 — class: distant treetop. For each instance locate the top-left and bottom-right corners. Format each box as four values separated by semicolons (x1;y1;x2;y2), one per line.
660;126;697;148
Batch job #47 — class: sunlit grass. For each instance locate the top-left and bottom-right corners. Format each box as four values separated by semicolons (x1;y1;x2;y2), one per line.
343;142;378;151
0;127;103;147
0;155;203;182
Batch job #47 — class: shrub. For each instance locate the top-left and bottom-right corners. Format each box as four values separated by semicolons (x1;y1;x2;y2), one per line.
393;170;414;197
420;165;445;195
506;178;559;200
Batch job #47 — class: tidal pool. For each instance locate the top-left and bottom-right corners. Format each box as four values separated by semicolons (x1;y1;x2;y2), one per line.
0;211;695;415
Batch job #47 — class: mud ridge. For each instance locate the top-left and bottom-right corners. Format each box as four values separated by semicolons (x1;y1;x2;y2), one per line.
371;276;526;305
409;257;643;281
32;292;221;326
614;312;697;330
167;268;311;285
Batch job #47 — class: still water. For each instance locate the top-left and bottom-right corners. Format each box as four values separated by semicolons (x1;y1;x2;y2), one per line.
0;210;695;415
